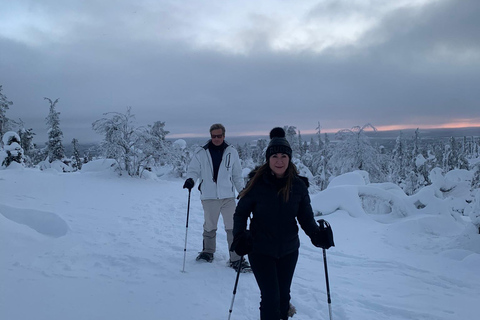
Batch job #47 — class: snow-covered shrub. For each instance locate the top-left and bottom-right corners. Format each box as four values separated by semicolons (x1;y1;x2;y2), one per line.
293;158;314;181
169;139;190;178
465;190;480;233
1;131;25;168
472;162;480;190
37;159;73;172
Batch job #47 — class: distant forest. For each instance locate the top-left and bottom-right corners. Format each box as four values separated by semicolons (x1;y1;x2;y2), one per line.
1;88;479;197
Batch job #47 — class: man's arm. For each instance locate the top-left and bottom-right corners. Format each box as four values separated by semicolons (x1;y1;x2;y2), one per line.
185;150;202;182
231;148;245;193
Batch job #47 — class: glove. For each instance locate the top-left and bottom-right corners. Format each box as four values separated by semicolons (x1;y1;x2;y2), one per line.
183;178;194;191
230;230;253;256
311;219;335;249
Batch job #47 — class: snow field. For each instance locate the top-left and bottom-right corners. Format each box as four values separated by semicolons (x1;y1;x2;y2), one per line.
1;167;479;320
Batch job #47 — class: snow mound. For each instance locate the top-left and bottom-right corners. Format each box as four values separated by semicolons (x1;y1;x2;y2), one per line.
81;159;119;173
312;169;477;224
328;170;370;188
37;160;73;172
0;204;69;238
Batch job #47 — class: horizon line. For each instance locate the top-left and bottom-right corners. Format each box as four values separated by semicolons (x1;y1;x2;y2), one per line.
169;124;480;139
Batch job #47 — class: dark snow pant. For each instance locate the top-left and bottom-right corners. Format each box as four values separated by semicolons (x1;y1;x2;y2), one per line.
248;250;299;320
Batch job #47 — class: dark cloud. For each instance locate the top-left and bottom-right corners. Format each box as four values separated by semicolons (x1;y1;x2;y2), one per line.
1;0;479;144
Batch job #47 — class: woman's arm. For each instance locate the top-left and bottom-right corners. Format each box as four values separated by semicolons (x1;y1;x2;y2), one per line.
233;192;255;236
297;192;319;238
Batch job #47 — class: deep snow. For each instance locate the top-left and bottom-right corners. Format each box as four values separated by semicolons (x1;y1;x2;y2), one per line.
1;162;479;320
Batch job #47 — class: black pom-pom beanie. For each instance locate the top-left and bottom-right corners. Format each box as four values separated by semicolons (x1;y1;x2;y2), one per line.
265;127;292;161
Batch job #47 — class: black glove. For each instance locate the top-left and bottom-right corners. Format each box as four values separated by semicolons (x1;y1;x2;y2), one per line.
183;178;194;191
311;219;335;249
230;230;253;256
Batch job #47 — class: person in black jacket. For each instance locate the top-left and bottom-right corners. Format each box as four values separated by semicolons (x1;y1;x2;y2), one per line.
232;127;334;320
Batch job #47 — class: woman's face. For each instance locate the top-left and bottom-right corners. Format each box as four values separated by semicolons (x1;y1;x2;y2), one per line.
269;153;289;178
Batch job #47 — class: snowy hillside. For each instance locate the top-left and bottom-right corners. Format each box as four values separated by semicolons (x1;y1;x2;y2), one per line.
1;163;479;320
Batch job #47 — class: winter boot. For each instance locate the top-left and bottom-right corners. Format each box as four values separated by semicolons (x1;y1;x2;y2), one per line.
196;252;214;262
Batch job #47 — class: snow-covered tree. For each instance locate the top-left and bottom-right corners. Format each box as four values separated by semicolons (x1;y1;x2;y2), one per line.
83;149;94;164
316;122;324;151
472;162;480;191
445;137;458;171
92;107;140;175
284;125;299;156
318;132;331;189
406;129;429;192
308;137;318;153
0;85;14;140
17;121;36;167
237;142;253;168
18;127;35;156
329;124;386;182
147;121;170;166
1;131;24;167
71;138;82;171
44;97;65;162
169;139;190;177
252;138;268;166
298;130;306;157
390;131;407;184
92;107;171;177
442;137;469;171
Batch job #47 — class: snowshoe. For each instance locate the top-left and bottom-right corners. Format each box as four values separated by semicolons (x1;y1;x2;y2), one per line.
196;252;214;262
287;303;296;317
229;258;252;273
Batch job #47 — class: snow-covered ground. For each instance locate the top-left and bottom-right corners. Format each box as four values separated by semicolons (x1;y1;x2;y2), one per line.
1;163;479;320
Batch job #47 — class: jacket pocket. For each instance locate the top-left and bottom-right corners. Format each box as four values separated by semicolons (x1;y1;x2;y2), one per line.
225;153;231;170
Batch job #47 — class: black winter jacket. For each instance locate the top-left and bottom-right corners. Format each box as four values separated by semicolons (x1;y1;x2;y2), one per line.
233;170;319;258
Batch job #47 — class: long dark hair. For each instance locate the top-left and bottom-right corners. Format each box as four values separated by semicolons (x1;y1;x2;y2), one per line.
239;161;299;202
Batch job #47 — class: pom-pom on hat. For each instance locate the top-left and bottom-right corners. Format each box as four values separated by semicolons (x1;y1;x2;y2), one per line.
265;127;292;161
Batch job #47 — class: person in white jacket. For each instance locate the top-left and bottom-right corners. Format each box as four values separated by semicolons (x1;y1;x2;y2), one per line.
183;123;250;271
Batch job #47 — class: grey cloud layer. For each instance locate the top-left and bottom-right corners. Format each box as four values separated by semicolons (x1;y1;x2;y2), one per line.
1;0;479;142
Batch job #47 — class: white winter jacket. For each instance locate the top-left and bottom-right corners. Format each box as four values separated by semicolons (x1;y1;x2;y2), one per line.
186;142;244;200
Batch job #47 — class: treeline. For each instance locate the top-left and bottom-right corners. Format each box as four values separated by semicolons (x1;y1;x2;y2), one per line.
1;86;479;196
0;88;187;175
234;124;480;195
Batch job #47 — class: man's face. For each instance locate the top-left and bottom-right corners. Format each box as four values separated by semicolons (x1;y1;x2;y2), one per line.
210;129;225;146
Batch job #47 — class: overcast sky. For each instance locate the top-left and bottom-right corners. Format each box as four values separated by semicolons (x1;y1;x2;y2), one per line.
1;0;479;143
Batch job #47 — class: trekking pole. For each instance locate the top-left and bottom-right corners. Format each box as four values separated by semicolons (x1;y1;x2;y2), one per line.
227;256;244;320
322;248;333;320
181;189;191;273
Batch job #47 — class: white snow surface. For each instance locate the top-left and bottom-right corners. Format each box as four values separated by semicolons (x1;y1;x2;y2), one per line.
1;166;479;320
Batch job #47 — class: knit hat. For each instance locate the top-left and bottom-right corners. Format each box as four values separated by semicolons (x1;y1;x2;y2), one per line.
265;127;292;161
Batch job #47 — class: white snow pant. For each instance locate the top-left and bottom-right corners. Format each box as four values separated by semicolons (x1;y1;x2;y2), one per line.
201;198;240;262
